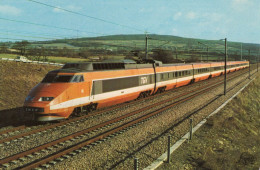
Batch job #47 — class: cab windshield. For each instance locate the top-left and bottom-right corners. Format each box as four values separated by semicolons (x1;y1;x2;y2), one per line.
42;74;84;83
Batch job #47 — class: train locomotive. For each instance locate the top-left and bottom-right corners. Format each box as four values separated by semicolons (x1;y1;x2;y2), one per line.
24;60;249;121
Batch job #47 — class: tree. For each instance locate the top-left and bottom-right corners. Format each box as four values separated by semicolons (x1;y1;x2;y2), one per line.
12;41;30;56
79;48;90;59
152;49;174;63
0;43;8;53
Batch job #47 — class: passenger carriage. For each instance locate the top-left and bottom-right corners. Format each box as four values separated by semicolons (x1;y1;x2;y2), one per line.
24;60;249;121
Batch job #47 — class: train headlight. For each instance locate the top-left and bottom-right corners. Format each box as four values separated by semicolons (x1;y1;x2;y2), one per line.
38;97;54;101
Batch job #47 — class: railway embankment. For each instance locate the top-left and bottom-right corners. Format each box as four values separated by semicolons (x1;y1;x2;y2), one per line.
0;61;59;123
0;60;258;169
159;73;260;170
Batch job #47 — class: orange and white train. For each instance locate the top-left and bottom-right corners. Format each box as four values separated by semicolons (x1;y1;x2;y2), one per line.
24;60;249;121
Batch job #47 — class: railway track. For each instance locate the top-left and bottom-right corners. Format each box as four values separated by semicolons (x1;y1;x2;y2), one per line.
0;68;249;146
0;68;254;169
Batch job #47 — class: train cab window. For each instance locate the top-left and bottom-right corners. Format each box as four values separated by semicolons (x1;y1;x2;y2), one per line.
42;74;73;83
71;75;84;82
79;75;84;82
55;75;73;82
42;74;56;83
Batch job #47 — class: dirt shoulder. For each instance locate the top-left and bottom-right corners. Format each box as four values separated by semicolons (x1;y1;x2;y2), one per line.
159;73;260;170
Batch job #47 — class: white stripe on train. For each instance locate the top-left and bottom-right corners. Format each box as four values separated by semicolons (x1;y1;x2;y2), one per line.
49;65;247;110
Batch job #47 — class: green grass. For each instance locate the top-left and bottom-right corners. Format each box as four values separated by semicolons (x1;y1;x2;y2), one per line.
31;43;79;49
0;53;90;63
47;56;89;63
0;54;17;59
159;71;260;170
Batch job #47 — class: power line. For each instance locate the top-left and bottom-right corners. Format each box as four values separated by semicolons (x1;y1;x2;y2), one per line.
0;28;73;39
0;37;37;42
27;0;145;33
0;17;106;36
153;41;172;49
0;32;59;40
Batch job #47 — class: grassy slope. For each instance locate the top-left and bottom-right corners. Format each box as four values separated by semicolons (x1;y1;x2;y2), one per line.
0;61;59;110
0;54;17;59
160;73;260;169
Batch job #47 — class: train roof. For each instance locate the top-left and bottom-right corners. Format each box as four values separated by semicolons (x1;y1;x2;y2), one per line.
50;61;247;74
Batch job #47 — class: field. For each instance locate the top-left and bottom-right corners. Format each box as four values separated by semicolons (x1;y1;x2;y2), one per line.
0;54;17;59
2;34;258;64
160;73;260;169
0;54;88;63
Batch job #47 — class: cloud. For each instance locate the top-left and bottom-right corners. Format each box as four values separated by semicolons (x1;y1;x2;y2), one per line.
53;7;63;13
186;12;196;20
202;12;223;23
173;12;182;20
171;28;178;35
231;0;252;11
67;5;82;11
0;5;21;16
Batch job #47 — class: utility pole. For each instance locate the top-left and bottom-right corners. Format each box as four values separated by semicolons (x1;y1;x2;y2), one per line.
224;38;227;95
248;49;251;79
256;47;260;72
145;33;148;60
207;46;209;62
256;55;258;72
241;43;243;60
175;47;178;60
198;41;209;62
77;30;79;42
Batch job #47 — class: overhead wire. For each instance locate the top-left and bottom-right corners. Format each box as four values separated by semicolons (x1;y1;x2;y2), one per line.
0;28;74;39
0;32;60;40
0;17;106;36
27;0;145;33
0;37;37;42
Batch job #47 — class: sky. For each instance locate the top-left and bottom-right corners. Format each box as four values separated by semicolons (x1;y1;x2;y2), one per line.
0;0;260;44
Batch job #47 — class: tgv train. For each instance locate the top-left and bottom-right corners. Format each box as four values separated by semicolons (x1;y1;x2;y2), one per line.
24;60;249;121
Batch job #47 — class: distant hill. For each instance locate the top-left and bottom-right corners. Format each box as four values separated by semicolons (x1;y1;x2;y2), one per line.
1;34;259;63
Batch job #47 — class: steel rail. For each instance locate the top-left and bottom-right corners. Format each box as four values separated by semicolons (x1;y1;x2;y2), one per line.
0;68;246;143
0;125;26;136
0;68;240;144
19;75;236;170
0;73;225;165
0;68;250;168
